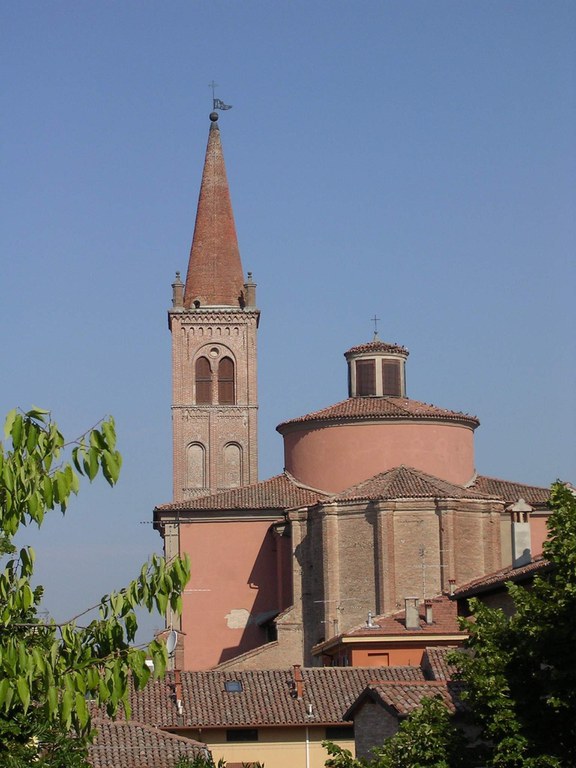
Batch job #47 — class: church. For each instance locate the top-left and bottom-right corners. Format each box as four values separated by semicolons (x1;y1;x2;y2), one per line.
153;111;550;672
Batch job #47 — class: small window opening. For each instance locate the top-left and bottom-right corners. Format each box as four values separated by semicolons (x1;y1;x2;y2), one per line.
224;680;243;693
382;360;401;396
325;725;354;740
356;359;376;396
226;728;258;742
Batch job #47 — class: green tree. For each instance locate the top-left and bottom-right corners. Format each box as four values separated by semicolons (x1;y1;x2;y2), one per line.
456;481;576;768
0;408;190;766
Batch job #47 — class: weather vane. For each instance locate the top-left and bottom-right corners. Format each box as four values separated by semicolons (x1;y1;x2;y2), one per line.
371;314;380;339
209;81;232;112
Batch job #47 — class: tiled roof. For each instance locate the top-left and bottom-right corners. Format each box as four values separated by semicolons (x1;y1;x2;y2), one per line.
371;681;460;714
345;680;463;720
277;397;479;431
329;466;491;503
345;340;409;356
346;595;466;637
470;475;550;506
155;473;327;513
453;556;552;598
422;646;462;681
183;116;245;308
88;719;208;768
125;667;425;728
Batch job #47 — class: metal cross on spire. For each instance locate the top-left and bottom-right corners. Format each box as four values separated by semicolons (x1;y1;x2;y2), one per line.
371;314;381;339
208;81;232;112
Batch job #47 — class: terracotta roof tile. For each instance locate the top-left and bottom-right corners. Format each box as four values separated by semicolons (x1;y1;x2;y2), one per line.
155;473;327;513
277;397;479;432
345;595;465;638
329;466;491;503
362;681;461;715
470;475;550;506
422;646;462;681
183;118;245;308
453;556;552;597
345;340;409;356
125;667;425;728
88;719;208;768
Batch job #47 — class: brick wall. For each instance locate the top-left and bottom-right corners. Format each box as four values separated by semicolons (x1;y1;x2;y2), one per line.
170;309;259;501
353;700;398;760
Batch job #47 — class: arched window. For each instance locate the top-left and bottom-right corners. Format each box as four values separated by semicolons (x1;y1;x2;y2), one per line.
218;357;235;404
187;443;206;489
223;443;242;488
195;357;212;404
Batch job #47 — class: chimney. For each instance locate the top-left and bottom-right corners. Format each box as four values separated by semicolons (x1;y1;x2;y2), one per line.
508;498;533;568
425;599;433;625
292;664;304;699
173;669;183;716
404;597;420;630
172;271;184;308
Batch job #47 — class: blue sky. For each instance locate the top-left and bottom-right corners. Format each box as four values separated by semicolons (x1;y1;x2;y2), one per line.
2;1;575;641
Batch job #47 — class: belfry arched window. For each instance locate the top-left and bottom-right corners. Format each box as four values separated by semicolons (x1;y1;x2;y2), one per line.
218;357;235;404
195;356;212;404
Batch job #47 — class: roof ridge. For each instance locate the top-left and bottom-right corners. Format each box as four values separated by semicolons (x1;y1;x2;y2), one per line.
283;470;330;496
475;474;549;491
369;679;446;687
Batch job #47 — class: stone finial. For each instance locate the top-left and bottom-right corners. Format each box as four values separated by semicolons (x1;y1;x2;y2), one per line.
172;271;184;308
243;271;257;307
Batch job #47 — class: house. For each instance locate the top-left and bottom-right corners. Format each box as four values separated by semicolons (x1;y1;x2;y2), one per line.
342;646;472;760
117;664;427;768
312;594;467;668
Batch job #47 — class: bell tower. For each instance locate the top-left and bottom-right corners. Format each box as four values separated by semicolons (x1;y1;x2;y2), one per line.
169;112;259;501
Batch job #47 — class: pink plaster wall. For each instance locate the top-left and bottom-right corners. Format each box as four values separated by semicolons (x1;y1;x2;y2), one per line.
283;421;475;492
179;519;291;670
530;515;549;557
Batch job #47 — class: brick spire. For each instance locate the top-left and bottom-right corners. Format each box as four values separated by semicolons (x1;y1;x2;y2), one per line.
183;113;245;308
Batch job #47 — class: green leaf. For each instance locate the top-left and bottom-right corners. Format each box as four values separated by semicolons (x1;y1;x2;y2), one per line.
47;684;58;717
11;414;23;448
42;474;54;507
16;676;30;712
0;678;10;708
4;409;17;439
25;406;50;421
61;689;73;728
87;446;99;481
26;422;39;453
75;691;89;729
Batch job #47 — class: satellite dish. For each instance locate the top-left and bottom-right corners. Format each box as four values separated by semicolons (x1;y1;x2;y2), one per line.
166;630;178;655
